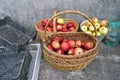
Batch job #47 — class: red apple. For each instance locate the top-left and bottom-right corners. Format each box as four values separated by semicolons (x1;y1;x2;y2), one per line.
74;48;83;55
37;26;44;31
52;41;60;49
83;49;88;52
42;18;48;26
53;36;62;43
49;21;53;28
83;41;94;50
57;25;63;31
62;28;68;32
62;39;68;42
61;41;70;51
68;48;74;55
47;27;53;32
67;40;75;48
56;49;64;55
69;27;75;31
62;24;67;29
47;44;54;51
75;40;82;48
67;22;75;29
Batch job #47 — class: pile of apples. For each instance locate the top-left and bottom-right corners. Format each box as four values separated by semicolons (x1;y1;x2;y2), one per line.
37;18;76;32
80;17;109;36
47;36;94;55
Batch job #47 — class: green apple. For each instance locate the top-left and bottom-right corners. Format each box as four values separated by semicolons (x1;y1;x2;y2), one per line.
99;26;108;35
95;23;100;30
85;21;92;27
93;31;101;36
85;31;92;35
81;25;88;32
92;17;98;23
89;26;95;31
57;18;65;24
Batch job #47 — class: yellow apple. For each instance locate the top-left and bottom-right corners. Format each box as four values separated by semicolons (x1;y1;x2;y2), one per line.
85;21;92;27
89;26;95;31
57;18;65;24
92;17;98;23
93;31;101;36
85;31;92;35
99;26;108;35
95;23;100;30
81;25;88;32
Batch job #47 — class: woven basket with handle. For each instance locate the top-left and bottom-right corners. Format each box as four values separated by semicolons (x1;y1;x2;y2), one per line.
43;10;98;70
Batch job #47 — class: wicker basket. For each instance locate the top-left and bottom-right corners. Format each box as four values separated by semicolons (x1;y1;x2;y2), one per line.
35;10;79;41
42;10;98;70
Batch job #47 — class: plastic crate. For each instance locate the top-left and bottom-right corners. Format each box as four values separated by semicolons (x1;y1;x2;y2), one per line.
27;43;42;80
0;16;36;53
0;47;32;80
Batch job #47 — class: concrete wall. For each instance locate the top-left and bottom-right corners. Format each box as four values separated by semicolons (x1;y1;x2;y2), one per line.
0;0;120;28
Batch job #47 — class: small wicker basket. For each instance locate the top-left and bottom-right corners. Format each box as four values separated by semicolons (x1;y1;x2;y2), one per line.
35;10;79;42
42;10;98;70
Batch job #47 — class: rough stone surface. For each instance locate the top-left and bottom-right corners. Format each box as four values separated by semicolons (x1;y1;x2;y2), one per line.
0;0;120;80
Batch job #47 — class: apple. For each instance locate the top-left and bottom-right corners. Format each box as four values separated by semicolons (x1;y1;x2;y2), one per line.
67;22;75;29
95;23;100;30
83;49;88;52
68;40;75;48
75;40;82;48
57;18;65;24
56;49;64;55
53;36;62;43
62;28;68;32
85;31;92;35
81;25;88;32
92;17;98;23
74;48;83;55
57;25;63;31
62;24;67;29
99;26;108;35
69;27;75;31
47;44;54;51
42;18;48;26
93;31;101;36
100;20;108;27
83;41;94;50
37;26;44;31
49;21;53;28
85;21;92;27
89;26;95;31
47;27;53;32
68;48;74;55
62;39;68;42
52;41;60;49
61;41;70;51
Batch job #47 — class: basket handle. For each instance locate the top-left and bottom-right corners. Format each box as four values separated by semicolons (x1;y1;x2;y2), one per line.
43;10;97;42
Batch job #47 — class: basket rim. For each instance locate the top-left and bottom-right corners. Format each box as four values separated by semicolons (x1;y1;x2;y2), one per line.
43;32;98;59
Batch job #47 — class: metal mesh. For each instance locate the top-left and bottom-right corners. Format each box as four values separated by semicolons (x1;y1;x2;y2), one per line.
0;48;32;80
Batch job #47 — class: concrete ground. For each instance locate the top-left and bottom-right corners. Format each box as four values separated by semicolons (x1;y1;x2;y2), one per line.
39;42;120;80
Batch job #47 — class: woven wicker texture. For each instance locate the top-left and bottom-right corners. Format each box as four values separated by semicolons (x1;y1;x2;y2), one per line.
43;10;98;70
